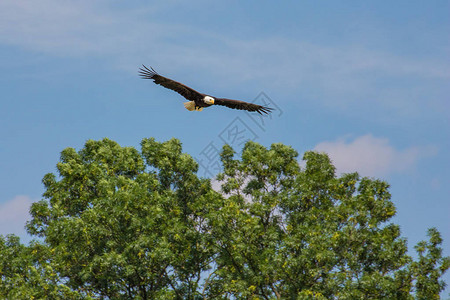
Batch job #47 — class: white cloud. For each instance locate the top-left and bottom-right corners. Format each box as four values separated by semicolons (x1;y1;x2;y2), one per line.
0;0;176;60
0;195;33;238
210;178;222;192
314;134;437;177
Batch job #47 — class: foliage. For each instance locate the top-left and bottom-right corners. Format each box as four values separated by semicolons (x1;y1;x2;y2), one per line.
0;235;81;299
1;138;448;299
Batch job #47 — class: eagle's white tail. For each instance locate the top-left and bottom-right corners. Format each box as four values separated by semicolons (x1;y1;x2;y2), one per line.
184;101;203;111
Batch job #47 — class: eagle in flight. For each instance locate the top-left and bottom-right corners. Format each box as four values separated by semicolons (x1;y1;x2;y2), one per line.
139;65;273;115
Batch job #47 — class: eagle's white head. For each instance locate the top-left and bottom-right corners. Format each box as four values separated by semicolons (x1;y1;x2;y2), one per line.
203;96;215;105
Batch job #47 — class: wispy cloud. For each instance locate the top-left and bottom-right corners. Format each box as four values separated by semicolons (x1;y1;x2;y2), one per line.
0;195;33;238
314;134;437;177
0;1;167;57
1;1;447;77
1;1;448;116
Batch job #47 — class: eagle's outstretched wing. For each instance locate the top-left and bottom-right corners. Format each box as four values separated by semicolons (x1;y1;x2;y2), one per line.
214;98;273;115
139;65;203;101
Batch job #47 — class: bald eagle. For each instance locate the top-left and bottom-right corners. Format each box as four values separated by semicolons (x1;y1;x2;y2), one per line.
139;65;273;114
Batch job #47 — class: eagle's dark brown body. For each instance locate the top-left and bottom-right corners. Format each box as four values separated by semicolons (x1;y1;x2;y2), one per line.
139;65;273;114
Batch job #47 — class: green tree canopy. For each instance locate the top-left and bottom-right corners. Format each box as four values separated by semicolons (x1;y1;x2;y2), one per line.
1;138;448;299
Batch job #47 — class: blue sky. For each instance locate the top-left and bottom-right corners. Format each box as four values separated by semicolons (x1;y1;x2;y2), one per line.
0;0;449;293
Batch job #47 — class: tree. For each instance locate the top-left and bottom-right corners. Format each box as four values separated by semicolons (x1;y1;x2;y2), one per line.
207;142;449;299
1;137;448;299
0;235;81;299
25;138;218;299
